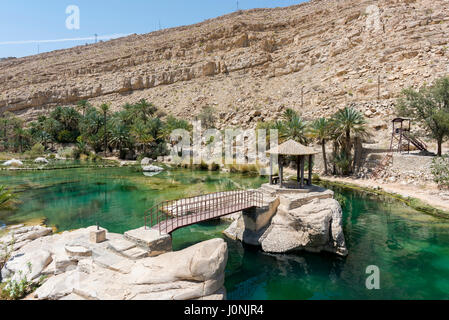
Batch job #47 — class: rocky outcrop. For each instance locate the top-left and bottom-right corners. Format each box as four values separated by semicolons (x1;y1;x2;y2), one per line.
2;0;449;129
1;225;228;300
260;197;347;256
224;185;348;256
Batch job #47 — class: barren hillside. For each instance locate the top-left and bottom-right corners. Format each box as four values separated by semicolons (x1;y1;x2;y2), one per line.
1;0;449;129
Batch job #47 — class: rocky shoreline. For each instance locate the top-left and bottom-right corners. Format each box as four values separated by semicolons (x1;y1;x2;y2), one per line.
1;225;227;300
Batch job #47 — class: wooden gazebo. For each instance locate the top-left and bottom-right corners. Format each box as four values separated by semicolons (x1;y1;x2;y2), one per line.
267;140;318;189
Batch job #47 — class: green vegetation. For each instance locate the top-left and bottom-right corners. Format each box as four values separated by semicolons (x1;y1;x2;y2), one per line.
431;155;449;188
397;76;449;156
0;185;16;211
309;118;331;175
0;99;190;161
257;106;370;176
0;262;45;300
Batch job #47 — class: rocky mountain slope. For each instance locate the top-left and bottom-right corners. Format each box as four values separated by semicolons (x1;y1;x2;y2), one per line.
1;0;449;128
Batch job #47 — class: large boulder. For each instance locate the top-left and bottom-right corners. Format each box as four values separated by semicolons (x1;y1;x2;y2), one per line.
127;238;227;284
2;224;228;300
260;197;347;256
224;187;348;256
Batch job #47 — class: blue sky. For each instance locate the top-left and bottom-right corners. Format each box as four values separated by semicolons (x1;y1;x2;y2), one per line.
0;0;305;58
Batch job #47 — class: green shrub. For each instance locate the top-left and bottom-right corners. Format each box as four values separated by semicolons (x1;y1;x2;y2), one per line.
431;155;449;188
333;152;352;176
58;147;74;159
57;130;76;143
209;162;220;171
72;141;89;159
334;193;347;209
0;262;45;300
28;143;45;158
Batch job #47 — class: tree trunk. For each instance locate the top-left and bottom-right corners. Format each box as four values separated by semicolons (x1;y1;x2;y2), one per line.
346;129;352;174
437;138;443;157
332;141;337;175
104;114;108;157
322;139;328;175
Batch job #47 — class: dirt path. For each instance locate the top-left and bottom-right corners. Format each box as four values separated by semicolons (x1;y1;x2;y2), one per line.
322;176;449;212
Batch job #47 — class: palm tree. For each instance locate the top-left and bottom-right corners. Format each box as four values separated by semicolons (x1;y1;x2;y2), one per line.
110;122;132;157
135;99;157;124
160;116;192;154
60;107;81;132
282;108;298;122
100;103;110;156
310;118;331;175
280;114;309;145
0;185;16;211
131;120;154;154
77;100;91;117
332;107;369;173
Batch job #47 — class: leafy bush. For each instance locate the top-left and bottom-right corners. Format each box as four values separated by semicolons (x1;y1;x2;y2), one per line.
27;143;45;158
57;130;77;143
71;141;89;159
333;152;352;176
0;262;44;300
334;193;347;209
209;162;220;171
431;155;449;188
1;236;15;272
57;147;74;159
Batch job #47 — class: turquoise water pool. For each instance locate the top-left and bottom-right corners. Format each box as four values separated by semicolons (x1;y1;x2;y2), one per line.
1;167;449;299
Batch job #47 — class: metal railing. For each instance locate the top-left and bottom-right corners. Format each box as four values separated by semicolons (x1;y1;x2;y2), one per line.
144;190;264;234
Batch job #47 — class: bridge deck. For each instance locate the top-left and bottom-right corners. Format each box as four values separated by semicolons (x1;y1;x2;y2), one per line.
144;190;263;234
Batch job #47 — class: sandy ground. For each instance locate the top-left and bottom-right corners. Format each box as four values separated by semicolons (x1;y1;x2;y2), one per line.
322;176;449;212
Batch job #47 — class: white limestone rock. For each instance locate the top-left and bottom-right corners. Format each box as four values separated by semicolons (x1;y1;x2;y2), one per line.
34;157;49;164
2;159;23;167
260;198;347;256
141;165;164;172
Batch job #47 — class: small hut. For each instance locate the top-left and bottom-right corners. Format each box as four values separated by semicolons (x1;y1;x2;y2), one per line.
267;140;318;189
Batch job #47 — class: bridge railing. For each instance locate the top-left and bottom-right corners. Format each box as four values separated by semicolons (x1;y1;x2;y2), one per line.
144;189;264;234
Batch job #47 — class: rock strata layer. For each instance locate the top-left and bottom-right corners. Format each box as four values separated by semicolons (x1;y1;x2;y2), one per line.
2;0;448;129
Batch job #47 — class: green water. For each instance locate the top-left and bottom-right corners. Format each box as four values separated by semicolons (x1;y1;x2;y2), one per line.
1;168;449;300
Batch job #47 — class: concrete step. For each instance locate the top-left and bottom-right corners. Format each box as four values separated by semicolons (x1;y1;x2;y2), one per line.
121;247;149;260
107;236;137;253
124;227;172;257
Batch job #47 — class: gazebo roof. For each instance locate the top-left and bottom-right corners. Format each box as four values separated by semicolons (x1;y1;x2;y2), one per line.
267;139;318;156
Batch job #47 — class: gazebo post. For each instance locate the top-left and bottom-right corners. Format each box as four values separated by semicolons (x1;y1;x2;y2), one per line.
266;140;318;190
300;155;305;188
279;155;284;188
296;155;300;183
308;155;313;186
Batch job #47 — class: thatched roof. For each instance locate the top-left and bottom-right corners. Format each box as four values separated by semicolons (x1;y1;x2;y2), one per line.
266;139;318;156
